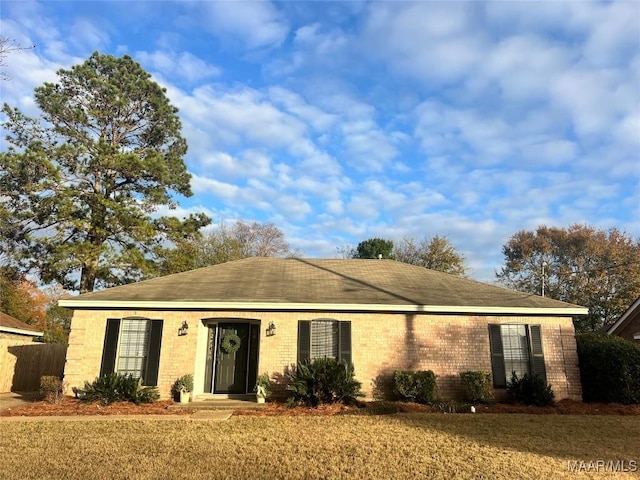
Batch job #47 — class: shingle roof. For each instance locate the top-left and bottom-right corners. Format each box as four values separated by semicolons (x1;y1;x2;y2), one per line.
60;258;586;314
0;311;43;336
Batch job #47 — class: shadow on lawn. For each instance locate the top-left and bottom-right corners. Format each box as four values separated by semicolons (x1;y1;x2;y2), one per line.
386;409;640;463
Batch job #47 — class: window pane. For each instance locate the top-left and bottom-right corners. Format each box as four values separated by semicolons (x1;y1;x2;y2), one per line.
311;320;338;359
501;324;530;379
117;318;150;379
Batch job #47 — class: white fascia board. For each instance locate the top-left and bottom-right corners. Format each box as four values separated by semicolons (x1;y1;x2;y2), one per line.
58;299;588;316
0;326;44;337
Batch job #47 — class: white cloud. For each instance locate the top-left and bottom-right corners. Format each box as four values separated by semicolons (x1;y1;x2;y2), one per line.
182;85;307;148
480;34;573;102
136;50;221;84
71;18;110;51
190;174;241;199
200;1;289;49
198;150;272;180
361;2;487;82
268;86;337;131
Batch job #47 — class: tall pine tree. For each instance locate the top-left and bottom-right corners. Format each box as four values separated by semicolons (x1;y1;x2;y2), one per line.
1;52;209;292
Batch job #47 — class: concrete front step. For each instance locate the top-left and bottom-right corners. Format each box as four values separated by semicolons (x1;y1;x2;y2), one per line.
194;393;257;402
168;396;265;411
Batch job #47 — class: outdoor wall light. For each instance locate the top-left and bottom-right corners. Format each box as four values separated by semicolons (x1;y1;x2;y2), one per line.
178;321;189;336
266;321;276;337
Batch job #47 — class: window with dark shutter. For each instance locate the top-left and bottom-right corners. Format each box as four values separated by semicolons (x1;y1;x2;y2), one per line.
488;324;506;388
298;320;311;363
488;323;546;388
298;319;352;364
501;324;530;379
311;320;339;358
100;319;121;377
528;325;546;382
99;317;164;386
144;320;163;386
117;318;151;378
338;321;352;365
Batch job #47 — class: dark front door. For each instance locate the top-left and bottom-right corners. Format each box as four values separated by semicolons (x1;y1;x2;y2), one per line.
214;323;249;394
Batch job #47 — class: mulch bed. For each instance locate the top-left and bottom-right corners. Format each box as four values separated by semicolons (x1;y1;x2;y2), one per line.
0;398;192;417
1;397;638;417
235;399;640;416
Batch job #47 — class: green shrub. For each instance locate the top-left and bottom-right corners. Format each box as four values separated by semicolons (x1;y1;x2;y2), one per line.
459;371;493;403
40;375;65;404
286;358;363;407
393;370;437;404
577;333;640;404
171;374;194;399
507;372;555;406
81;373;160;405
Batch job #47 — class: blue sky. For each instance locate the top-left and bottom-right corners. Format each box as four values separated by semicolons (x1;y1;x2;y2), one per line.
2;0;639;282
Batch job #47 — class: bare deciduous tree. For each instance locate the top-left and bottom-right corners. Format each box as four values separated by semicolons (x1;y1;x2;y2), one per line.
393;235;467;276
0;35;35;80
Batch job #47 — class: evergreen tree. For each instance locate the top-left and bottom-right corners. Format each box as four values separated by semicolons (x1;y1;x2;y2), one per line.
1;52;209;292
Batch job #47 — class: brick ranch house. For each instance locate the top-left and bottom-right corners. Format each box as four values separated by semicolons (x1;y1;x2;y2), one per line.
60;258;587;401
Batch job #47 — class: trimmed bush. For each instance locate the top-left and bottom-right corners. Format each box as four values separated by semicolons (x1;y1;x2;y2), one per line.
393;370;437;404
507;372;555;406
81;373;160;405
459;371;493;404
286;358;363;407
577;333;640;404
40;376;65;404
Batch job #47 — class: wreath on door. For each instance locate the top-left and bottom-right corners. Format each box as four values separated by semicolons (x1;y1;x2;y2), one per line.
221;333;241;354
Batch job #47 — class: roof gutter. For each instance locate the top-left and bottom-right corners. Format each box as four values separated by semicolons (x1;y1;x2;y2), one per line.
59;299;588;316
0;326;44;337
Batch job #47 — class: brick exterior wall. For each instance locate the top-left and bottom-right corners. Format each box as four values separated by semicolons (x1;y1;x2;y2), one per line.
64;309;582;401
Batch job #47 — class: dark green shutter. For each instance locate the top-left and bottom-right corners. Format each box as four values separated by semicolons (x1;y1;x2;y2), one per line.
489;324;506;388
144;320;163;386
528;325;547;382
100;319;120;377
298;320;311;363
338;321;352;365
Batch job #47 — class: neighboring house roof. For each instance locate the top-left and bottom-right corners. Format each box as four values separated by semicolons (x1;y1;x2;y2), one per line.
606;296;640;338
0;311;43;337
59;258;588;315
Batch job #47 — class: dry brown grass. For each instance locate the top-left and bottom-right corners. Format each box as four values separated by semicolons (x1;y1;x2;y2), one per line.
1;413;638;479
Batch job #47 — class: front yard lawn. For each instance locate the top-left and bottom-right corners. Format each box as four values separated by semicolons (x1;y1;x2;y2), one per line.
1;413;638;479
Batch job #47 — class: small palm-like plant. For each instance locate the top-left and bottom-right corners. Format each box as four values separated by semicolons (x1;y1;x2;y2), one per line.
286;357;363;407
81;373;159;405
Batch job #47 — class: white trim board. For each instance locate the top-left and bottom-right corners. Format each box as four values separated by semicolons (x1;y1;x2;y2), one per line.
59;299;588;316
0;326;43;337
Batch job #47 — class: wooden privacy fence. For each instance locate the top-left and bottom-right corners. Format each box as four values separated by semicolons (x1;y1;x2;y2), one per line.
0;341;67;392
